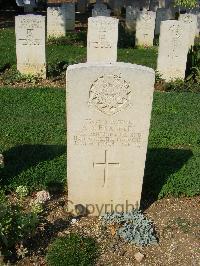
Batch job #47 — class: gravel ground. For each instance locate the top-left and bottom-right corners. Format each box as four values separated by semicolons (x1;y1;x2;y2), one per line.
15;195;200;266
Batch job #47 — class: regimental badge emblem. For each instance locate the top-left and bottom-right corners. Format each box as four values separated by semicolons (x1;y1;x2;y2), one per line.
88;74;131;115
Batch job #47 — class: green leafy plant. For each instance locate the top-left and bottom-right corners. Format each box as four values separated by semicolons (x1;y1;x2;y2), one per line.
0;190;39;257
173;0;198;9
16;186;29;198
30;202;44;214
46;234;99;266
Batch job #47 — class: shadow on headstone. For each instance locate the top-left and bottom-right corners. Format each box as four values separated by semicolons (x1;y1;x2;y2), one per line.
0;144;66;187
141;148;193;210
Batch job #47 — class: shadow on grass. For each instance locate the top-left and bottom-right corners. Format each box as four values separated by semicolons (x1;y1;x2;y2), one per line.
141;148;193;210
0;144;66;188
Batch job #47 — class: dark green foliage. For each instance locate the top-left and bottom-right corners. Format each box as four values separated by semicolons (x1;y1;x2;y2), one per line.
118;24;135;48
164;78;200;93
47;31;87;47
0;190;39;257
186;43;200;84
46;234;99;266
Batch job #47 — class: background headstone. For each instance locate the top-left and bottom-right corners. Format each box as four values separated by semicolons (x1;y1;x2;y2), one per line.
179;13;198;47
135;11;156;47
77;0;87;13
67;62;155;215
112;0;123;16
87;16;118;63
15;15;46;78
92;3;111;17
190;8;200;35
149;0;159;11
47;6;67;38
157;20;189;81
155;8;173;35
126;6;139;31
63;3;75;31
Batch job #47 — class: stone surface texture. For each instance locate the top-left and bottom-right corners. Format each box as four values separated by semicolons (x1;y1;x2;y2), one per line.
87;16;118;63
67;62;155;216
135;11;156;47
15;15;46;78
157;20;189;82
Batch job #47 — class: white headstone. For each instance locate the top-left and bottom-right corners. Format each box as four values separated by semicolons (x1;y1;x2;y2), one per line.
67;62;155;216
15;15;46;78
135;11;156;47
47;6;67;38
157;20;189;81
87;16;118;63
126;6;139;31
155;8;173;35
179;13;198;47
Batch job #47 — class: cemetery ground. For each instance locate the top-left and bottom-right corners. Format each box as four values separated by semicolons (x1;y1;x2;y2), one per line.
0;25;200;265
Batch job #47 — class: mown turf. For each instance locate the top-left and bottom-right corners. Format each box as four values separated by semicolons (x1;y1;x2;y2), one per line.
0;88;199;201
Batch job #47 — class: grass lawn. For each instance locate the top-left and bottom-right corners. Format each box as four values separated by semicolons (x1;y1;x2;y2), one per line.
0;88;199;204
0;27;199;205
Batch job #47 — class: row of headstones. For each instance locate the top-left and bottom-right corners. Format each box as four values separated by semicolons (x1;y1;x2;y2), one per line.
126;6;200;35
15;11;198;81
46;2;200;40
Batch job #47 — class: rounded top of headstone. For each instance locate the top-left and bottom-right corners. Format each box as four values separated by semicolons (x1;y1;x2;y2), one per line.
67;62;155;75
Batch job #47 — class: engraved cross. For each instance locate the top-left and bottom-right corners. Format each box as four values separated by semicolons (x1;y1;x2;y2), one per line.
93;150;120;187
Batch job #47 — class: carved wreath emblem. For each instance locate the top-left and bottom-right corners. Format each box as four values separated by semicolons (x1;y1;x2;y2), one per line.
88;74;131;115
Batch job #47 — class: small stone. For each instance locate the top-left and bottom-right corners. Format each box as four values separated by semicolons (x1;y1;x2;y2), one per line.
71;218;77;224
134;252;145;262
35;190;50;204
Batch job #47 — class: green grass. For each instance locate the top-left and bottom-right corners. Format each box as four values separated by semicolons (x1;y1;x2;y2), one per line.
118;47;158;69
0;27;199;203
0;88;199;201
0;88;66;192
0;28;16;70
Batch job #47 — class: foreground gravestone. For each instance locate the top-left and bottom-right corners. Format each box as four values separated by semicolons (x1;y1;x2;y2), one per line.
155;8;172;35
179;13;198;47
135;11;156;46
47;6;66;37
15;15;46;78
67;62;155;216
87;16;118;63
126;6;139;31
157;20;189;81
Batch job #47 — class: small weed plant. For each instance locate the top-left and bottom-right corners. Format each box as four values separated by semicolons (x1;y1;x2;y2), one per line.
46;233;99;266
